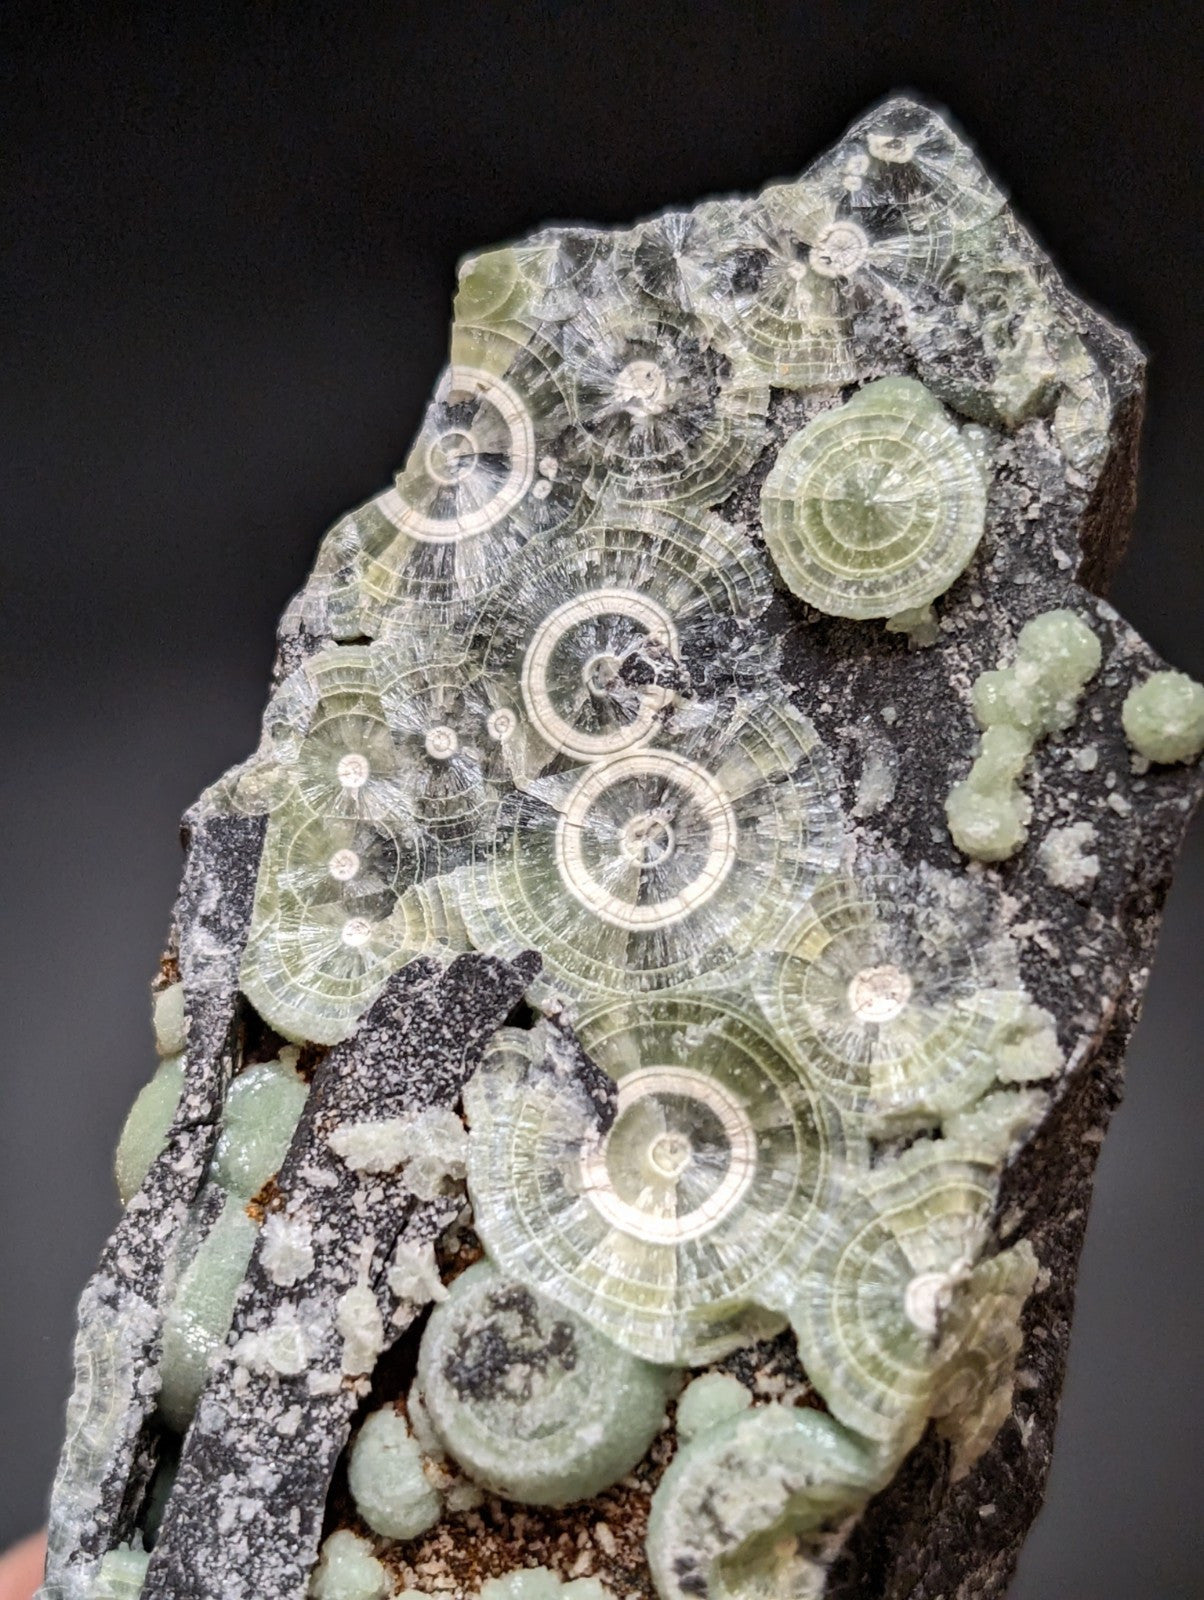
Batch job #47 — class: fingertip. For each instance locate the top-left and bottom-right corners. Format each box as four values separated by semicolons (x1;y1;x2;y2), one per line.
0;1530;47;1600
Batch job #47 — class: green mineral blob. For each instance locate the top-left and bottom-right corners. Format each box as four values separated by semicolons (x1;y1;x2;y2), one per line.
1121;670;1204;764
158;1196;257;1432
646;1404;885;1600
309;1529;390;1600
114;1054;185;1206
152;982;187;1058
347;1406;444;1541
942;1088;1048;1162
760;377;988;622
415;1259;676;1506
480;1572;611;1600
93;1544;150;1597
675;1373;753;1442
947;609;1101;861
989;999;1062;1083
211;1054;309;1199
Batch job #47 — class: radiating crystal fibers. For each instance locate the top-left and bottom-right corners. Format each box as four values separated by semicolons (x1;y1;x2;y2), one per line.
39;94;1203;1600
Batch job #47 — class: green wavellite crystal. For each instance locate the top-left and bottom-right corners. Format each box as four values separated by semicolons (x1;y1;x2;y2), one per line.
465;999;866;1366
92;1545;150;1598
309;1530;390;1600
114;1053;184;1206
415;1259;676;1505
457;696;843;1002
158;1197;257;1433
87;93;1177;1600
346;1407;443;1540
759;377;988;621
785;1138;1003;1450
946;609;1101;861
754;866;1028;1124
1121;669;1204;764
674;1373;753;1442
210;1054;309;1200
646;1404;886;1600
479;1572;610;1600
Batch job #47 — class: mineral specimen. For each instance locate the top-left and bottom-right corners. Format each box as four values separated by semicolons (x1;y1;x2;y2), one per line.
38;94;1203;1600
414;1260;676;1504
1121;668;1204;764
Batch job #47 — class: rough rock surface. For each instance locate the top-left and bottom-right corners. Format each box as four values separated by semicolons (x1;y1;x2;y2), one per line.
143;952;538;1599
38;95;1202;1600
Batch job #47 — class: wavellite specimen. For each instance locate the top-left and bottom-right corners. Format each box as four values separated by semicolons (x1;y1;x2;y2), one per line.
464;1005;865;1365
645;1405;888;1600
945;608;1103;861
760;376;988;623
1122;668;1204;764
414;1260;676;1503
40;96;1204;1600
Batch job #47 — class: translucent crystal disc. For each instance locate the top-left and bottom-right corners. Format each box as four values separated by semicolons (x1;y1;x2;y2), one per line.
461;700;841;997
760;377;987;618
756;868;1016;1120
465;997;865;1365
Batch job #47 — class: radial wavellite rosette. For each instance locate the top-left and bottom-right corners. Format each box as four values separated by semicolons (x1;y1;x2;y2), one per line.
833;99;1005;234
556;304;768;507
610;205;730;319
372;649;517;845
415;1259;676;1505
470;509;772;773
455;231;614;330
238;646;408;824
646;1404;886;1600
785;1138;999;1450
931;1239;1038;1478
459;697;842;998
757;177;956;303
464;998;865;1367
760;377;988;619
754;866;1018;1122
240;815;462;1044
257;810;419;919
308;326;592;638
685;202;857;391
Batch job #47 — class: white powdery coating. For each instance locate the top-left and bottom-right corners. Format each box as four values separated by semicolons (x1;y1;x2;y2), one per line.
328;1119;411;1173
233;1302;326;1378
260;1213;316;1288
328;1109;467;1196
337;1281;386;1376
387;1239;448;1307
1038;822;1100;890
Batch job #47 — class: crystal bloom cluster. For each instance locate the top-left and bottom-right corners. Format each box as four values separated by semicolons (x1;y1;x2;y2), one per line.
61;96;1203;1600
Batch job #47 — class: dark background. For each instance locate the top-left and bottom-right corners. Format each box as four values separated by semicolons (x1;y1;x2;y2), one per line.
1;3;1200;1594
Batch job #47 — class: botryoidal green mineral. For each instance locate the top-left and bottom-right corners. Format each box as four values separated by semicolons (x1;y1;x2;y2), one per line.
155;1049;308;1431
346;1409;444;1542
51;93;1204;1600
415;1260;676;1505
1122;670;1204;764
946;609;1102;860
309;1531;390;1600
